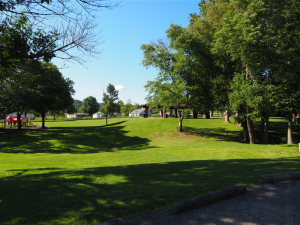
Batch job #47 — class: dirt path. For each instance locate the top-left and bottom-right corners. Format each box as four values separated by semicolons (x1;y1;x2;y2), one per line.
124;180;300;225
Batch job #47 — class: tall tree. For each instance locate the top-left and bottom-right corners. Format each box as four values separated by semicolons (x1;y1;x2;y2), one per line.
190;0;238;124
141;39;194;132
101;83;118;125
81;96;98;117
30;62;75;128
0;61;40;130
213;0;300;144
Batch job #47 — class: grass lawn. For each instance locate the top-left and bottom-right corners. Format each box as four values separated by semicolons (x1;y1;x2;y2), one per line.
0;116;300;224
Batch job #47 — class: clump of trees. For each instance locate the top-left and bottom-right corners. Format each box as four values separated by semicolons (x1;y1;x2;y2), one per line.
141;0;300;144
0;61;75;130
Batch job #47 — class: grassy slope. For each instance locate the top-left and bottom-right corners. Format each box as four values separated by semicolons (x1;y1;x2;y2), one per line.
0;116;299;224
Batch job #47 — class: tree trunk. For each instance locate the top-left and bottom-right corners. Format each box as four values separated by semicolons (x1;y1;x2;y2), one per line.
246;106;254;144
193;110;197;118
225;110;230;123
41;112;46;129
287;115;293;144
242;120;249;142
210;110;213;117
260;114;265;133
234;111;239;125
106;116;108;126
53;111;56;120
17;111;22;131
179;115;183;132
264;113;269;144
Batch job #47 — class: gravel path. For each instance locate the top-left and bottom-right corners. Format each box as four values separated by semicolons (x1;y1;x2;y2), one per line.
124;179;300;225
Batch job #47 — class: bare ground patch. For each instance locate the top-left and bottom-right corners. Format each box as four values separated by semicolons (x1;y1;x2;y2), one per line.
0;126;49;135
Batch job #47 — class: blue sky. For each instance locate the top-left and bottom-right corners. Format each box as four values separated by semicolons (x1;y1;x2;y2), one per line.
53;0;200;104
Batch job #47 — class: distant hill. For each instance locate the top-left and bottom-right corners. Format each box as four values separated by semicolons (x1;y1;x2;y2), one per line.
74;99;83;108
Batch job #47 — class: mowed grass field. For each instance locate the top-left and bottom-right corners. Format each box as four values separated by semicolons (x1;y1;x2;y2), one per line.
0;116;300;224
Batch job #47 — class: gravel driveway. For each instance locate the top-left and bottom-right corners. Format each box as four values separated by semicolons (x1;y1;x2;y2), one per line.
124;179;300;225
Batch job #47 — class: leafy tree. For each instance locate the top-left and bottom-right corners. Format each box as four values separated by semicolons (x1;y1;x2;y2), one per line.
118;100;124;114
100;83;118;125
0;61;41;130
189;0;239;123
121;99;134;116
65;103;76;114
141;39;194;132
81;96;98;117
213;0;300;144
30;62;75;128
0;15;57;68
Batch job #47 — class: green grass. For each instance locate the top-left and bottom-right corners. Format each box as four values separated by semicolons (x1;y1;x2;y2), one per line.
0;116;300;224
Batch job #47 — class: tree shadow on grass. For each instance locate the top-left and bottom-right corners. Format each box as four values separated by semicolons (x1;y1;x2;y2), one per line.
184;126;242;142
0;121;156;154
1;156;300;224
252;118;300;144
185;118;300;144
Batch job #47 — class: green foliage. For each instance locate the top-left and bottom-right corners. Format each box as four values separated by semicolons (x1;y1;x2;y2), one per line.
81;96;98;117
28;62;75;128
141;39;192;129
0;15;57;68
100;83;119;125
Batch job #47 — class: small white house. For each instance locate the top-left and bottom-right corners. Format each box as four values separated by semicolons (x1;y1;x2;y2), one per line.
93;112;104;118
129;108;146;117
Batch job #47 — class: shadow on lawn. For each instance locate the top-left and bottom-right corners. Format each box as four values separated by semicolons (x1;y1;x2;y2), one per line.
252;118;300;144
0;121;156;154
1;156;300;224
186;118;300;144
184;126;242;142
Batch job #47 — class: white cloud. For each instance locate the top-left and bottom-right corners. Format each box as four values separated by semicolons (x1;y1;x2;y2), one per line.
115;84;125;91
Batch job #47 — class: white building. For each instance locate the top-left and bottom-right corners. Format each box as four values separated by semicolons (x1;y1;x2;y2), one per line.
67;113;89;119
129;108;146;117
93;112;104;118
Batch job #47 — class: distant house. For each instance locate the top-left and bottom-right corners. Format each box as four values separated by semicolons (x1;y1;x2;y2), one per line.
113;112;123;117
67;113;89;119
129;108;146;117
93;112;104;118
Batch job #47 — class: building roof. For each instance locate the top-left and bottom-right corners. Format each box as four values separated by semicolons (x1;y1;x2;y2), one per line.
142;103;187;109
129;108;145;114
75;113;89;116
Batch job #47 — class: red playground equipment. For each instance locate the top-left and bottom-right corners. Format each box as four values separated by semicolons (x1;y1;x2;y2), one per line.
6;116;22;126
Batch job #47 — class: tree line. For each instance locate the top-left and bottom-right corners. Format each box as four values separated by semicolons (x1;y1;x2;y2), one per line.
75;85;143;124
141;0;300;144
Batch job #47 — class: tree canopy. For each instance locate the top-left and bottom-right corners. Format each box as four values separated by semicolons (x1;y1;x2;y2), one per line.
141;0;300;143
101;83;118;125
81;96;98;117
